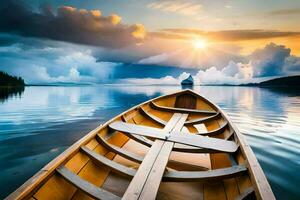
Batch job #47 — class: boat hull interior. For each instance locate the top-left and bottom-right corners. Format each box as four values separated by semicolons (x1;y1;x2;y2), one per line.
6;90;274;200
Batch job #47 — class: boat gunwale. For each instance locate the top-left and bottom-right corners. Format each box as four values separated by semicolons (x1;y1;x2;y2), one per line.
5;89;275;200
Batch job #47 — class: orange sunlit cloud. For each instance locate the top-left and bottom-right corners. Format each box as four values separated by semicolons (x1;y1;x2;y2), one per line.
147;29;300;56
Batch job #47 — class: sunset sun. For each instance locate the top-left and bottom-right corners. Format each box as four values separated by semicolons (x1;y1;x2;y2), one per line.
193;39;208;50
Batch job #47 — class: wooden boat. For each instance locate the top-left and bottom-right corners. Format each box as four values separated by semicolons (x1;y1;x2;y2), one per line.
6;89;275;200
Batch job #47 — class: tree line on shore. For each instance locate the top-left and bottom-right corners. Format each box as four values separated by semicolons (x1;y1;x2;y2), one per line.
0;71;25;86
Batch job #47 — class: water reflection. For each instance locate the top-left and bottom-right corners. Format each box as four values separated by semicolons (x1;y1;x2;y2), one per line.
0;86;25;103
0;85;299;199
181;84;194;90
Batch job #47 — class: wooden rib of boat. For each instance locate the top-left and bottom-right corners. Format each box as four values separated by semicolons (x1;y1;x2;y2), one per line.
6;89;275;200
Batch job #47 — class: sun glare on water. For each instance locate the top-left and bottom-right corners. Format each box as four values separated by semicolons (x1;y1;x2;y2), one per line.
193;39;208;50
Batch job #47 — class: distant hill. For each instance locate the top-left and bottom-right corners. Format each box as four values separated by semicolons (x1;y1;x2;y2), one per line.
0;71;25;86
240;75;300;87
259;75;300;87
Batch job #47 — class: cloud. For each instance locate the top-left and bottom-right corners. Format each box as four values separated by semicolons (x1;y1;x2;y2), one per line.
124;43;300;85
124;63;254;85
248;43;299;77
1;31;299;85
137;50;184;65
131;24;146;39
151;29;300;41
0;0;145;48
269;8;300;16
138;53;171;65
147;0;202;16
285;56;300;72
124;76;179;85
21;66;86;84
195;60;256;84
0;39;120;84
134;44;246;69
148;31;190;41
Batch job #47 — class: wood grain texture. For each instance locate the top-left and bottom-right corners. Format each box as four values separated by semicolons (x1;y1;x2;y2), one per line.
110;121;238;153
122;114;186;200
139;106;167;126
56;167;121;200
185;112;220;124
96;134;144;163
175;93;197;109
163;165;247;182
150;101;217;114
122;140;165;200
81;147;136;177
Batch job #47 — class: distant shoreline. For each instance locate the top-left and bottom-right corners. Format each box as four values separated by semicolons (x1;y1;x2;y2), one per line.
2;75;300;88
25;75;300;87
13;84;300;88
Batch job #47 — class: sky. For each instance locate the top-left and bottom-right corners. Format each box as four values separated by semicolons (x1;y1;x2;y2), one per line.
0;0;299;85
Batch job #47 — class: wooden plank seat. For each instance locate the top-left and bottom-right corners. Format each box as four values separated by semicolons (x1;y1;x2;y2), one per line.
56;166;121;200
124;107;222;153
109;121;238;153
167;133;238;153
80;147;247;183
150;101;217;114
109;121;166;139
128;134;220;153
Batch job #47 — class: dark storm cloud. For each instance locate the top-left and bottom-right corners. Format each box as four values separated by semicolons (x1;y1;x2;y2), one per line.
0;33;64;51
0;0;145;48
249;43;300;77
150;29;300;41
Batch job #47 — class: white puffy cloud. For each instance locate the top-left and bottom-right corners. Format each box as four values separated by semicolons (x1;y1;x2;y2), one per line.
194;65;255;85
0;40;119;84
123;61;258;85
123;75;179;85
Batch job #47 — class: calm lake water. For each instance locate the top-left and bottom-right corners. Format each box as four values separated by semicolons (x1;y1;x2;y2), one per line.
0;85;299;199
